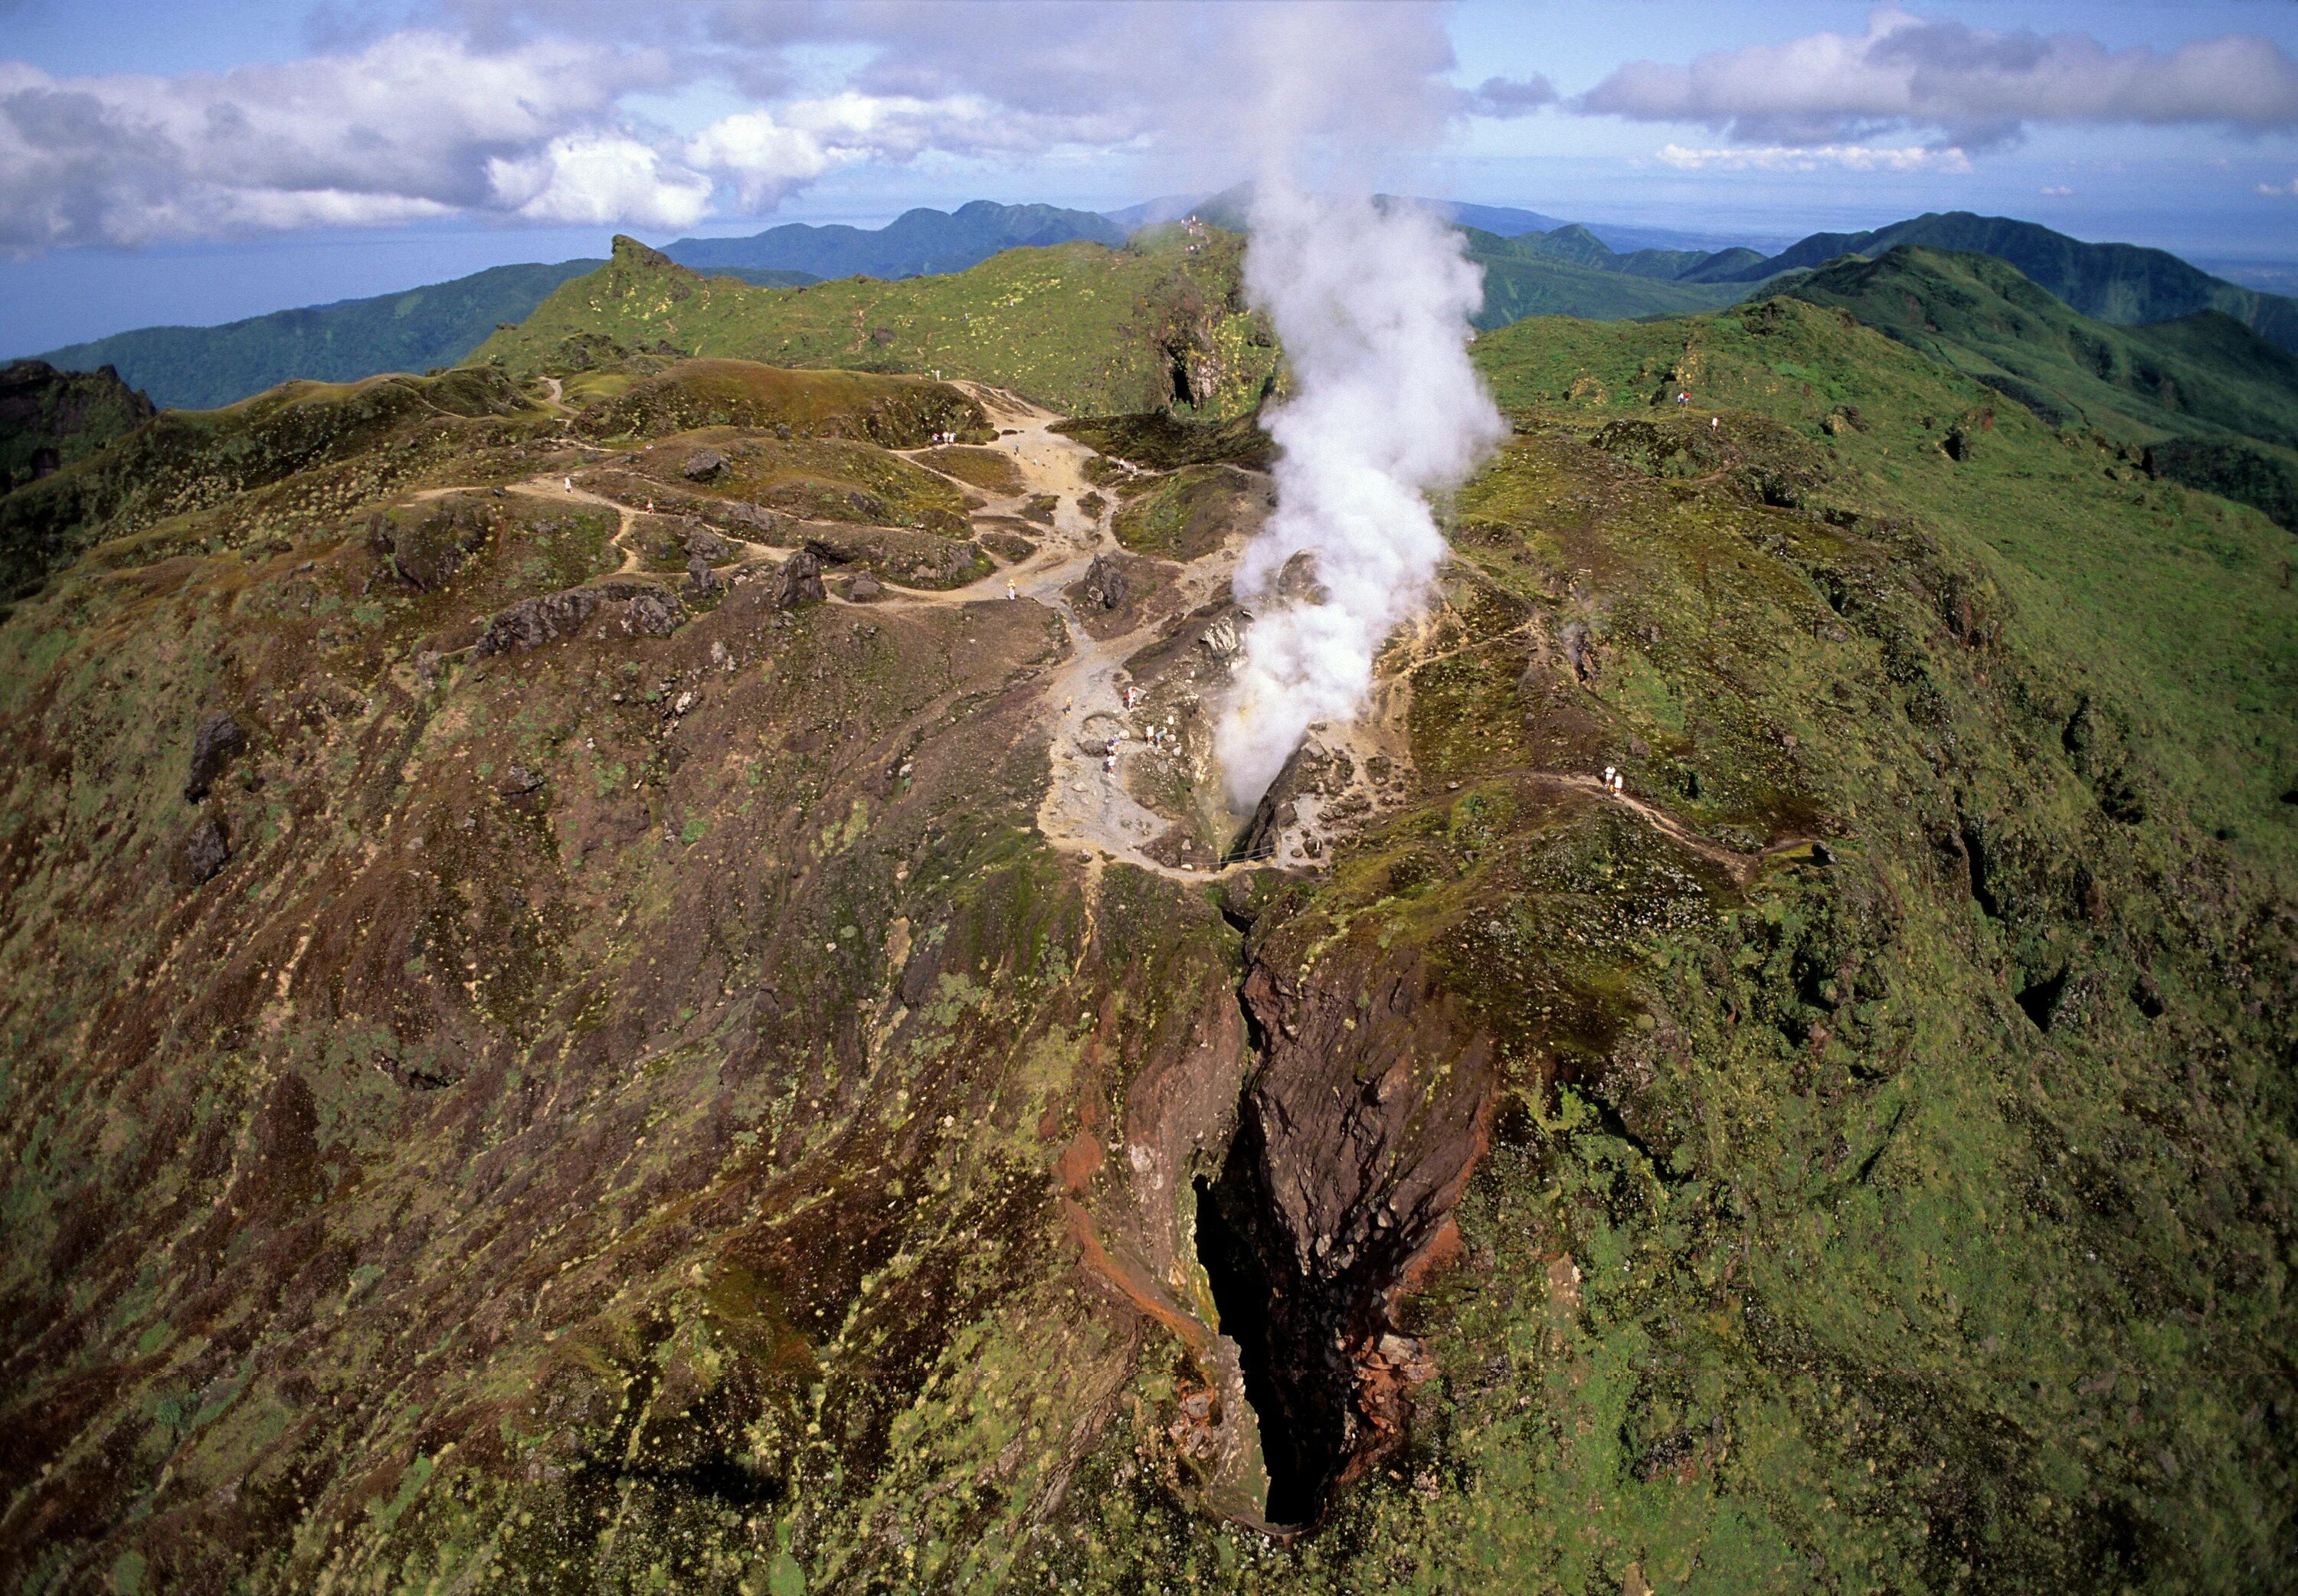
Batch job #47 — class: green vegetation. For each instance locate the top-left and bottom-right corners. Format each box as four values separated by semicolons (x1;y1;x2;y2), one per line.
569;358;987;450
1780;247;2298;450
602;429;974;536
0;364;545;604
2143;434;2298;532
1701;211;2298;352
0;358;153;496
474;233;1280;419
1055;409;1275;472
914;444;1025;495
1463;228;1753;329
0;256;2290;1594
31;260;605;411
1111;464;1270;559
663;199;1126;280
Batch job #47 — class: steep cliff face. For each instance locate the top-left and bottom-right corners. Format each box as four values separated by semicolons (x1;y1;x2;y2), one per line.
0;359;155;499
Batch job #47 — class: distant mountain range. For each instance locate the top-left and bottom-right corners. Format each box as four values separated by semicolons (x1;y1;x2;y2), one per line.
1111;185;1770;256
20;198;2298;412
32;261;605;412
663;199;1126;281
1778;243;2298;529
1694;212;2298;352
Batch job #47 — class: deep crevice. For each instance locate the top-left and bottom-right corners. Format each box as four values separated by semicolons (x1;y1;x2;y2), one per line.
1959;816;2002;918
1194;1133;1352;1529
1193;1172;1308;1518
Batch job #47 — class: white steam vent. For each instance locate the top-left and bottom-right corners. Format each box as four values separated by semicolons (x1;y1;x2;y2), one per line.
1215;182;1506;807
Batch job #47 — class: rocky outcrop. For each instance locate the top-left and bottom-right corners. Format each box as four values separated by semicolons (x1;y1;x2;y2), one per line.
474;578;684;656
775;548;826;609
1198;933;1494;1526
1081;551;1130;610
1228;741;1358;864
683;527;737;563
0;359;155;498
367;499;494;591
182;815;229;884
183;711;244;801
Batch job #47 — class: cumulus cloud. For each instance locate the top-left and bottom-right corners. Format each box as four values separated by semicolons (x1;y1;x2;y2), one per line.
489;133;712;228
1654;142;1971;173
0;0;1544;253
0;30;686;250
1579;8;2298;149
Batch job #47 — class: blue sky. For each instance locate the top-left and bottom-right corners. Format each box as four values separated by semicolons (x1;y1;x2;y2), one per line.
5;0;2296;355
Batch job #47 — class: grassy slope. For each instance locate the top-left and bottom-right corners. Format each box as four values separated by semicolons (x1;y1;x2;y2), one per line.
0;290;2290;1595
1709;211;2298;353
0;365;551;604
473;234;1281;420
33;261;603;411
1780;247;2298;450
1462;228;1750;329
1471;297;2296;842
1268;298;2294;1588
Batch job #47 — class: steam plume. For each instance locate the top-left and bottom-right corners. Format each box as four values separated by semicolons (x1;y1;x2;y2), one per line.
1215;182;1505;805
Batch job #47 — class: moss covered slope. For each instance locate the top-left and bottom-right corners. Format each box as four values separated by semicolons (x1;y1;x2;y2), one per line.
0;293;2290;1596
473;234;1280;420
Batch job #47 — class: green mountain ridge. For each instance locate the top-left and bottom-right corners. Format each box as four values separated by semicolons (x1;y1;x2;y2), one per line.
1700;211;2298;354
1461;227;1759;326
664;198;1128;280
25;201;2283;423
471;232;1283;420
29;260;614;411
1780;246;2298;448
1775;244;2298;531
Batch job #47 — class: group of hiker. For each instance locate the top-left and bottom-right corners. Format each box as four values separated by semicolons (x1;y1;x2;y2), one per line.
1079;685;1181;781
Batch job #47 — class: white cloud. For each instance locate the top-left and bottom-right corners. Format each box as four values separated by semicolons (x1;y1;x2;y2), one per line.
684;109;843;212
684;92;1049;212
2260;177;2298;198
2039;185;2073;196
489;134;712;228
0;3;1482;251
1655;142;1972;174
0;30;688;250
1581;8;2298;149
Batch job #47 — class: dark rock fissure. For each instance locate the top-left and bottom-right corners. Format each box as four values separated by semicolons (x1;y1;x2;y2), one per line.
1194;1150;1344;1528
1192;1172;1301;1512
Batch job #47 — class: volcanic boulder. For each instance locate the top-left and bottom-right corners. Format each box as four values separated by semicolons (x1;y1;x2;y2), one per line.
777;549;827;609
183;712;244;801
1082;552;1131;610
183;816;230;884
